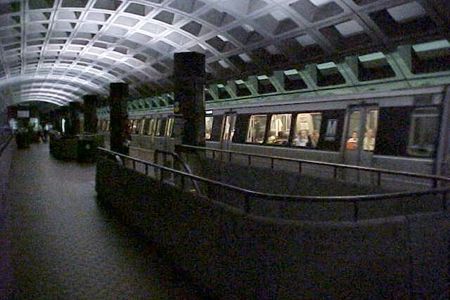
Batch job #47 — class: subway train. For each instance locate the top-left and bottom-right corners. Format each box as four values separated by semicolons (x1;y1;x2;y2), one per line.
96;38;450;177
98;84;450;177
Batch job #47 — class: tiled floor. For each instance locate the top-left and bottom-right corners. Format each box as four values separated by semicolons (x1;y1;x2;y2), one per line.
7;143;207;299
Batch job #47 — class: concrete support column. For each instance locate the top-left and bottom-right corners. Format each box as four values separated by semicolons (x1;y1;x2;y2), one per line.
109;83;129;154
68;102;82;136
83;95;98;134
173;52;206;146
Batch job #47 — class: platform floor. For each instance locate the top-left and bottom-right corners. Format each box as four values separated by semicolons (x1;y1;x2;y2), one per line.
6;143;207;299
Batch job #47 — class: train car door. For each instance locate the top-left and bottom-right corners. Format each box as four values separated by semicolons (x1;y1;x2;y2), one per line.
343;105;379;180
220;113;236;150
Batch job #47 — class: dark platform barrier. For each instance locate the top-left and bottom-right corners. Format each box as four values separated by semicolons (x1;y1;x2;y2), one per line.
50;133;104;162
96;155;450;298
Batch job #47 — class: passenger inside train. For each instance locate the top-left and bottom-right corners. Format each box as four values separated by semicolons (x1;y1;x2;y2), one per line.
346;131;358;150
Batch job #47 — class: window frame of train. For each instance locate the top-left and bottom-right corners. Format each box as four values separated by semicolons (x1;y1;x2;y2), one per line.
290;112;323;149
221;113;237;149
147;118;156;136
143;118;150;135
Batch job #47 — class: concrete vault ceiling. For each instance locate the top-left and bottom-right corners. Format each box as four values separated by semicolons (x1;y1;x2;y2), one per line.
0;0;449;108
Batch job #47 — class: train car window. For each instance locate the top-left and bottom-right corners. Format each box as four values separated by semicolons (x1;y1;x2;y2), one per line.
363;110;378;151
143;118;150;135
407;107;439;157
155;119;163;136
246;115;267;144
267;114;291;145
345;111;360;150
158;118;167;136
210;116;223;141
318;110;345;151
233;114;250;144
148;118;156;136
165;117;174;137
205;116;213;140
291;113;322;148
222;115;236;141
374;107;412;157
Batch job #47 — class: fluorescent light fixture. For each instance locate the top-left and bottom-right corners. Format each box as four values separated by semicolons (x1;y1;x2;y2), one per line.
284;69;299;76
358;52;385;62
317;62;336;69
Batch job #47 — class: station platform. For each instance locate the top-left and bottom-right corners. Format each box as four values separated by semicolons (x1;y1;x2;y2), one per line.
2;142;207;299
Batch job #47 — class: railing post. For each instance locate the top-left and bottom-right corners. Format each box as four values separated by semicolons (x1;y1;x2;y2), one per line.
181;175;185;190
377;172;381;186
271;157;274;169
244;194;251;213
334;167;338;179
353;200;359;222
248;155;251;166
212;150;215;159
132;160;136;170
298;162;302;174
145;164;148;175
160;169;164;183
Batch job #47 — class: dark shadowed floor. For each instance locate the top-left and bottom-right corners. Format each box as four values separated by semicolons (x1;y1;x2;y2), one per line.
7;142;206;299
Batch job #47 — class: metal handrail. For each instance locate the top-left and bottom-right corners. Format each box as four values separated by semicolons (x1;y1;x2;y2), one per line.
179;144;450;187
153;149;202;195
97;147;449;222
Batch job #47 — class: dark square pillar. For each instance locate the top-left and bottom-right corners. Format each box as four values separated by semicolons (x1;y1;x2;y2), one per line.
109;83;129;154
173;52;206;146
83;95;98;134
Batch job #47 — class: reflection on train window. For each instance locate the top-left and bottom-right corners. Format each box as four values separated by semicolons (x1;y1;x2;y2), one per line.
267;114;291;145
292;113;322;148
222;114;236;141
346;111;360;150
205;116;213;140
363;110;378;152
246;115;267;144
165;117;174;137
408;107;439;157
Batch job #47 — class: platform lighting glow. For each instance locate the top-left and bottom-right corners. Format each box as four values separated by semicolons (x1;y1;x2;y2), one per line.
257;75;269;80
217;34;229;42
235;79;245;84
387;1;425;23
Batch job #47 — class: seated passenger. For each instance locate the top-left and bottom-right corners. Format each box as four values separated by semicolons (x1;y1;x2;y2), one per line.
310;130;320;148
346;131;358;150
363;129;375;151
293;130;311;147
274;131;288;145
267;131;277;144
